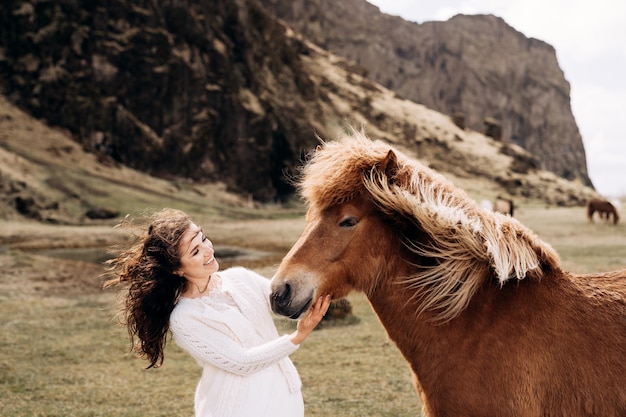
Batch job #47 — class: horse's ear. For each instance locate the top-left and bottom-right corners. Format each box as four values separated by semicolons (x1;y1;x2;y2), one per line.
378;150;399;183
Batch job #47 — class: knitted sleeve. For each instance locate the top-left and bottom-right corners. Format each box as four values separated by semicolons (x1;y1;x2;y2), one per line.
170;308;299;376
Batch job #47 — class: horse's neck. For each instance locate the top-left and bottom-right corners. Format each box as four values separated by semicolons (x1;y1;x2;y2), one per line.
366;277;497;392
367;280;452;369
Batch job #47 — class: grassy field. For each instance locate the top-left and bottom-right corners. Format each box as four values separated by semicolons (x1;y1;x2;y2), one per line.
1;203;624;417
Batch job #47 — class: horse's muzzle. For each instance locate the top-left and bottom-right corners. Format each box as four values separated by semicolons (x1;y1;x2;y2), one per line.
270;282;312;319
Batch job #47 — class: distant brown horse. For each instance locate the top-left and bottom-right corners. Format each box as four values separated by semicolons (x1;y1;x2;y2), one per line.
493;196;514;216
270;132;626;417
587;198;619;225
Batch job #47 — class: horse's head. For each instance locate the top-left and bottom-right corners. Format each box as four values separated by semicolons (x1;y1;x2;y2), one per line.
271;193;400;318
270;145;403;319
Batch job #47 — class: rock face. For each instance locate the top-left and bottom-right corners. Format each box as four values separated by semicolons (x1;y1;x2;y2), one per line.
257;0;592;187
0;0;596;207
0;0;330;201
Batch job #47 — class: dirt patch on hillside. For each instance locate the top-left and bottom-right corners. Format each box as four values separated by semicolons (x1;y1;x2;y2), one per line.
0;250;107;297
0;219;121;298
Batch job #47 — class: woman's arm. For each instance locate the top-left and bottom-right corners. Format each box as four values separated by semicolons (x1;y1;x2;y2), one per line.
170;294;331;375
170;312;298;376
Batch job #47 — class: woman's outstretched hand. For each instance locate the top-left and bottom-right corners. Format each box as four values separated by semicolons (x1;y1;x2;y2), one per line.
290;295;332;345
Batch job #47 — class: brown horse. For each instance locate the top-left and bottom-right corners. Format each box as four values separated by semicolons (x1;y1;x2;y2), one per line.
587;198;620;225
493;196;514;216
270;132;626;417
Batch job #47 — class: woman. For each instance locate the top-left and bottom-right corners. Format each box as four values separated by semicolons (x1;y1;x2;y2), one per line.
105;208;331;417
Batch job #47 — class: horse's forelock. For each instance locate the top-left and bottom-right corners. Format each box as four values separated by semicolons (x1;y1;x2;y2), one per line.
299;132;390;207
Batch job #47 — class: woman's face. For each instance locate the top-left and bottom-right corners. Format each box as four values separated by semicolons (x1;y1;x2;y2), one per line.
176;222;219;280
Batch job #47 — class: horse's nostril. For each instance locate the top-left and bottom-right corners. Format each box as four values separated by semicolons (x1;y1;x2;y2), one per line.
271;283;292;312
278;283;291;307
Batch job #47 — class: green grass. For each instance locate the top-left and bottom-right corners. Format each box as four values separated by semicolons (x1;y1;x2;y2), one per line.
1;204;624;416
0;291;421;416
0;293;199;417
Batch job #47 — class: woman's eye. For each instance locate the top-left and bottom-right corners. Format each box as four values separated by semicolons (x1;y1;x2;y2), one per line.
202;235;208;242
339;217;358;228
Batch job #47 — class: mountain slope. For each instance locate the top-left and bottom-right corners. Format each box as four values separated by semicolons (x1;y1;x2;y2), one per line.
0;45;599;223
0;0;599;222
258;0;591;187
0;95;262;223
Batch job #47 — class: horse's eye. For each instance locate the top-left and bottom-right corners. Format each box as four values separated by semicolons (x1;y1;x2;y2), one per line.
339;217;358;228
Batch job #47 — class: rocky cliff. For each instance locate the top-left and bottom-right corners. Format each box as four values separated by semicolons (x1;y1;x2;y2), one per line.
0;0;598;216
258;0;592;187
0;0;333;201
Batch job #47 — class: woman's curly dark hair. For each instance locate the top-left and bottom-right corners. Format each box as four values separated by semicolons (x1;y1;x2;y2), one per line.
104;208;191;368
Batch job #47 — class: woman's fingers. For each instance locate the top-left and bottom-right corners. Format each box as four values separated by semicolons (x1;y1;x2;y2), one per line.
319;294;331;315
309;295;331;321
291;295;334;344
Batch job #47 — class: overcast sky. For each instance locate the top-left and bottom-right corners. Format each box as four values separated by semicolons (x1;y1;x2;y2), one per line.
367;0;626;197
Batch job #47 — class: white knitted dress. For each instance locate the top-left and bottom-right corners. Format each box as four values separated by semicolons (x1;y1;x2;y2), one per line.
169;267;303;417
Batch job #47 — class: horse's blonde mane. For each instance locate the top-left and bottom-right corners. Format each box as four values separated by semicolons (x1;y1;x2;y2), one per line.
300;131;561;320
